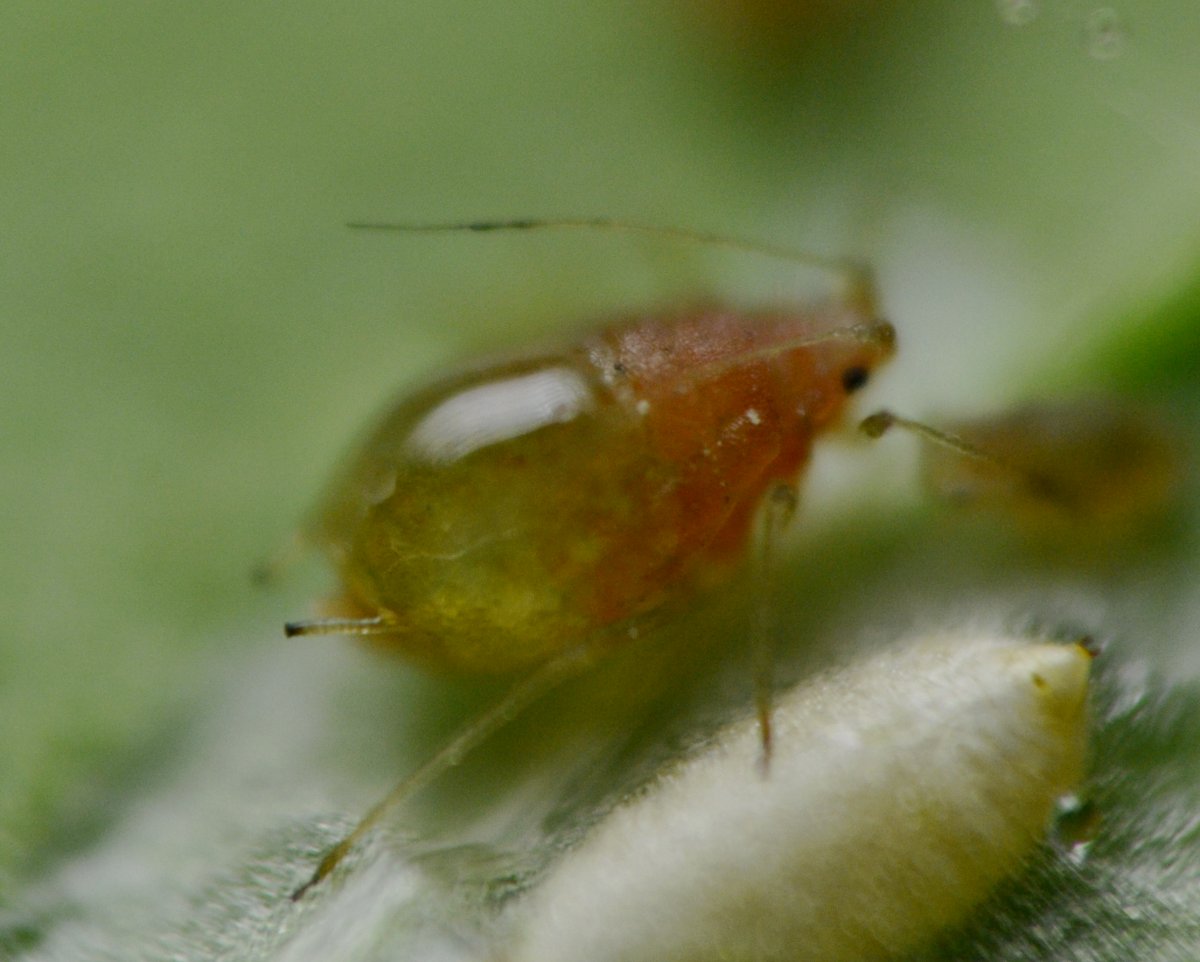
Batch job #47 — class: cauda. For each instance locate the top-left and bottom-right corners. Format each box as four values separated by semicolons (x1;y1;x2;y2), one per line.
283;219;900;899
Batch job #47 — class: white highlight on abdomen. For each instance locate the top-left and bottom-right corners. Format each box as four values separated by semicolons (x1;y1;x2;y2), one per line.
507;632;1091;962
405;366;593;465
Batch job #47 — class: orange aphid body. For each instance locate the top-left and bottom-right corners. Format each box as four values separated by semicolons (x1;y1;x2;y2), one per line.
306;305;894;675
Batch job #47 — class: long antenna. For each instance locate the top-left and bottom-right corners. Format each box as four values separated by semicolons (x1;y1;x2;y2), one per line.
347;217;876;312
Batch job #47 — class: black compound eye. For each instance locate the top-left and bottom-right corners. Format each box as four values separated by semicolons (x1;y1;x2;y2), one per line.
841;366;870;394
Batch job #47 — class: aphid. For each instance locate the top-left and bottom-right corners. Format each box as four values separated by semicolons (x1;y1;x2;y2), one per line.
506;632;1093;962
862;398;1180;533
285;219;895;897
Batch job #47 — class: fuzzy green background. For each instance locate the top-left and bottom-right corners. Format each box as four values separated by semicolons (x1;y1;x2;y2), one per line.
4;1;1200;959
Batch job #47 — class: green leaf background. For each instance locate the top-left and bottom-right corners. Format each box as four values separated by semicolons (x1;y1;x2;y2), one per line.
3;1;1200;959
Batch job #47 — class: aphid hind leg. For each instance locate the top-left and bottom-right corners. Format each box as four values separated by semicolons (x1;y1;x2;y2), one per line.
753;482;799;775
290;643;599;900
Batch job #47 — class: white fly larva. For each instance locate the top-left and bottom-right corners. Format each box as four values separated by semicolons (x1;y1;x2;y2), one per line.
504;632;1092;962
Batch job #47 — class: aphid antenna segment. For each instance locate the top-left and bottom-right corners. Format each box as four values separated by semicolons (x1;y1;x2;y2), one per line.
860;408;1009;466
346;218;878;316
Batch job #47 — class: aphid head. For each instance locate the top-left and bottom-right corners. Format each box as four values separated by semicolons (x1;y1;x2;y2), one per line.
834;317;896;394
796;316;896;428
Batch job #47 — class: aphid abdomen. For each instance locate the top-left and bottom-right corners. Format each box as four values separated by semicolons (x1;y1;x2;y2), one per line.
316;382;635;671
309;354;760;674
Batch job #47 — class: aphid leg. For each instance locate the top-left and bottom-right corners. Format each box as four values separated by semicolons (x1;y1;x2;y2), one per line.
284;615;402;638
290;643;599;901
753;482;799;776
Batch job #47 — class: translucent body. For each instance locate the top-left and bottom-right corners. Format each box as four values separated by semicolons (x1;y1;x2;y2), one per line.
307;306;894;674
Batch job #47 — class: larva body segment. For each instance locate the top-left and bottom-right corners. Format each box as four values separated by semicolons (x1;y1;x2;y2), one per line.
508;633;1091;962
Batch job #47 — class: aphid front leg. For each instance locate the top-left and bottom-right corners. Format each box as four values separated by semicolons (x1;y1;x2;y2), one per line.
752;482;799;773
290;642;600;900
